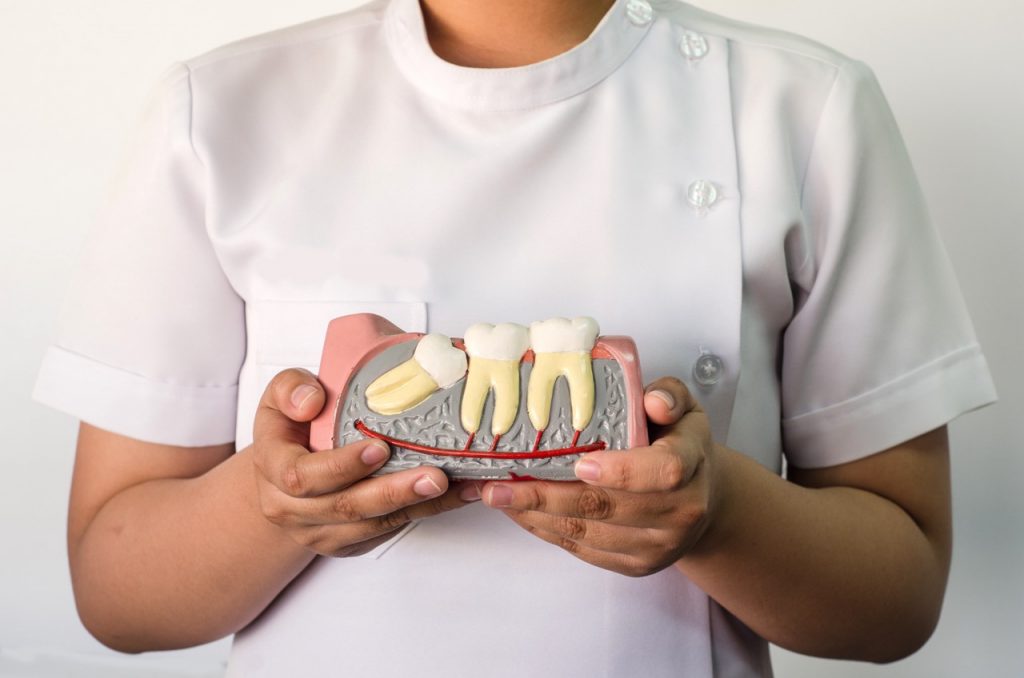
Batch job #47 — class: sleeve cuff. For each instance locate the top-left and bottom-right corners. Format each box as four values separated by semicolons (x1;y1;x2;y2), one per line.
32;345;238;447
782;344;998;469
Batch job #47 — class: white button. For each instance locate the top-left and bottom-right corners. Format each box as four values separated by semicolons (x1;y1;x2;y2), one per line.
626;0;654;26
693;353;724;387
687;180;719;211
680;31;709;60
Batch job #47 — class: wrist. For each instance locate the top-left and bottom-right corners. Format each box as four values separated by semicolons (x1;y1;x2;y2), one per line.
681;444;744;561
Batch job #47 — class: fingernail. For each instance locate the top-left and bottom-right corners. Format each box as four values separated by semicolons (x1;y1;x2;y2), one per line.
647;389;675;410
414;474;444;498
290;384;319;409
360;442;390;465
575;460;602;481
459;483;482;502
486;485;513;508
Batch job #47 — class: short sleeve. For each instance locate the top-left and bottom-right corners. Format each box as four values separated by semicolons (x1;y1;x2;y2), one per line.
780;60;997;468
33;63;245;447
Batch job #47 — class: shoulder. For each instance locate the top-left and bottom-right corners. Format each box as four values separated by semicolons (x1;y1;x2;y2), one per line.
171;0;392;146
651;0;855;72
651;1;888;167
649;0;887;118
182;0;388;75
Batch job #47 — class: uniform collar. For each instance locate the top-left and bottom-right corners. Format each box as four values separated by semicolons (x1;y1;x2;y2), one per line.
384;0;654;112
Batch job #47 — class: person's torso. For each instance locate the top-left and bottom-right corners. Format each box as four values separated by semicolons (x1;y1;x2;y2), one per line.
182;0;845;674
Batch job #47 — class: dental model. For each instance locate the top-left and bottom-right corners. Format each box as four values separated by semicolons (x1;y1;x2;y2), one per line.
365;333;467;415
460;323;531;450
312;313;648;480
527;317;600;449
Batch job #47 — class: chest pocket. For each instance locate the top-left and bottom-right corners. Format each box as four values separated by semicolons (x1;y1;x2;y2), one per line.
237;300;428;560
247;300;427;370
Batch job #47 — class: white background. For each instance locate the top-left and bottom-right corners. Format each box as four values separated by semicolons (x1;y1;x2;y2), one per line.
1;1;1021;676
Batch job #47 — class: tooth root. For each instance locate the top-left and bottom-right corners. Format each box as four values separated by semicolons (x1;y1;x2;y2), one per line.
460;359;489;434
489;359;521;436
365;359;422;399
527;352;596;434
460;357;521;436
528;317;599;440
461;323;530;438
564;353;596;432
366;361;441;415
527;354;559;432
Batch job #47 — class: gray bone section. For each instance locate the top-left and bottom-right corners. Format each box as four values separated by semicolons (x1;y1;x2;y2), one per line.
337;342;629;480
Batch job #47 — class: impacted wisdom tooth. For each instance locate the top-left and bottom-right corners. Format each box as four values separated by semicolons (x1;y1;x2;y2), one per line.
460;323;531;439
528;317;600;439
366;333;467;415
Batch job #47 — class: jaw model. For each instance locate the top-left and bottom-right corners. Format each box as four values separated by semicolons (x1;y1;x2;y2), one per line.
527;317;600;449
310;313;647;481
460;323;531;450
365;333;467;415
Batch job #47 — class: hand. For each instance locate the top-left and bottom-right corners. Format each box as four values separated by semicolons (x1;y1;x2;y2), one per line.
480;377;720;576
252;368;482;557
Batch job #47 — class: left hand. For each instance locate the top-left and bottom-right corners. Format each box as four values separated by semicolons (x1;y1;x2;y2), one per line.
481;377;721;577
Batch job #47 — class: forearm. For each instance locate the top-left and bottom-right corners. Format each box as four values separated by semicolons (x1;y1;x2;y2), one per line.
70;446;313;652
679;446;950;663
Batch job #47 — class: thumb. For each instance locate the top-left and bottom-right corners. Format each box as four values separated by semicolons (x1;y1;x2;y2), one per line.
643;376;701;427
253;368;327;449
282;371;327;423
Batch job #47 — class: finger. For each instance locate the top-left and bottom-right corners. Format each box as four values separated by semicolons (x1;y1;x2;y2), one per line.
643;376;701;427
256;368;327;438
252;369;327;470
281;466;453;525
260;437;394;498
298;481;482;556
504;517;666;578
483;480;613;518
452;480;484;503
403;481;484;518
573;438;704;493
503;508;667;556
482;479;672;527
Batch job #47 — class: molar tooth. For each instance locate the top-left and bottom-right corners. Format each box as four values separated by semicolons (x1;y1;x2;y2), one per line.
365;334;467;415
527;317;600;437
460;323;530;438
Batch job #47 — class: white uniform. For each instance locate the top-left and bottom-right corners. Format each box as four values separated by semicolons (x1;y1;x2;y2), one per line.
34;0;997;675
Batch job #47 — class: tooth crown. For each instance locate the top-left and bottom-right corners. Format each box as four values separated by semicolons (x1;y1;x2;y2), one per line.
464;323;531;360
414;333;468;389
529;316;600;353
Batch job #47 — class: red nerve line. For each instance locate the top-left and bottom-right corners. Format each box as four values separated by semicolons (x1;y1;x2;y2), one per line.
354;421;606;459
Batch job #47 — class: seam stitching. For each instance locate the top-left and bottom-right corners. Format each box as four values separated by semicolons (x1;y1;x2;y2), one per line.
50;345;239;392
186;16;380;73
181;62;205;169
791;60;845;279
782;343;981;425
653;0;855;70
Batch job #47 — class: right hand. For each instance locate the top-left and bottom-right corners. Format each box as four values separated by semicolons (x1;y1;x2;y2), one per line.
252;368;481;557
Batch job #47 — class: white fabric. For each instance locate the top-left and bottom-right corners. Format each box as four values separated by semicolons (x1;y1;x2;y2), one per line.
33;0;997;675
